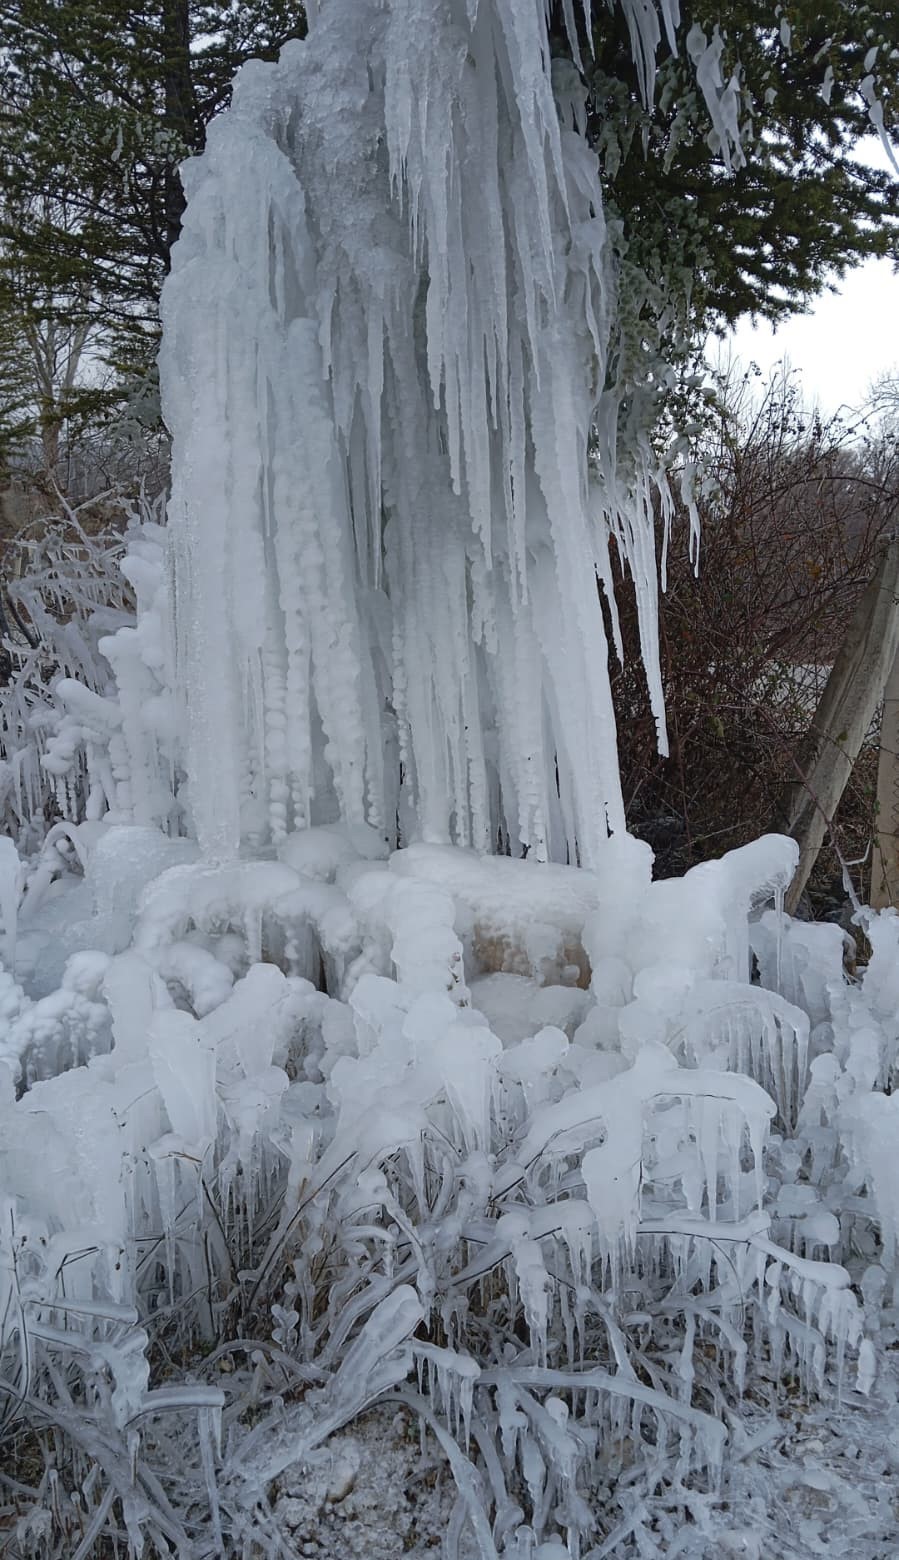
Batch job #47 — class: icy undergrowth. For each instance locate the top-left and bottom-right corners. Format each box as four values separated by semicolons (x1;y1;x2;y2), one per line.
0;499;145;853
3;809;898;1557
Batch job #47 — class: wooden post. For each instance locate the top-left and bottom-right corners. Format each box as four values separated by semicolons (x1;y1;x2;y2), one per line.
872;642;899;908
777;533;899;913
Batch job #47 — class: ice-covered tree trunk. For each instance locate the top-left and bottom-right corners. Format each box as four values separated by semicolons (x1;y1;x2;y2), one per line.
161;0;718;867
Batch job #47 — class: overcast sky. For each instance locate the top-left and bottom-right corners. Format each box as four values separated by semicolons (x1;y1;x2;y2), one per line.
714;137;899;417
721;254;898;415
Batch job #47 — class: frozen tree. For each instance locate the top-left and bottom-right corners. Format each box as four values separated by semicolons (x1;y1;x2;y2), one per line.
161;0;732;866
160;0;899;870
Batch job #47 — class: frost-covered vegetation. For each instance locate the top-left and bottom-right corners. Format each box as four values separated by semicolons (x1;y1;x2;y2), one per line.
1;2;899;1557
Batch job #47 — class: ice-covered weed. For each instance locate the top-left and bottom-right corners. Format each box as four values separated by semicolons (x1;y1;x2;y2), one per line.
0;822;882;1557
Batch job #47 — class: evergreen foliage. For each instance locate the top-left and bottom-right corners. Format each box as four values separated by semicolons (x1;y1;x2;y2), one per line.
583;0;899;328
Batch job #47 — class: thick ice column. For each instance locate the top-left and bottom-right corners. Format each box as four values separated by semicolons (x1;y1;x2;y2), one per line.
161;0;674;866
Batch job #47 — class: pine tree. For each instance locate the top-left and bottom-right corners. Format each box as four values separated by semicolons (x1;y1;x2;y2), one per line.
582;0;899;330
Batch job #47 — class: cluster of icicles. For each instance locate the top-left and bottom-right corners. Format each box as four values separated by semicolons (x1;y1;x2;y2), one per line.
159;0;744;868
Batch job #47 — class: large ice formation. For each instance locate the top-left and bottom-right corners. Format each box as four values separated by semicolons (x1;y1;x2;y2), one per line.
160;0;738;867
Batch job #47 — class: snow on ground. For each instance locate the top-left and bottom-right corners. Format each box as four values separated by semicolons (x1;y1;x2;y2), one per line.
269;1376;899;1559
269;1408;457;1557
712;1379;899;1559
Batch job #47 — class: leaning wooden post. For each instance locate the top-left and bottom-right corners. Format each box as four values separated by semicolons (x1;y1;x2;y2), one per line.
872;637;899;908
777;532;899;914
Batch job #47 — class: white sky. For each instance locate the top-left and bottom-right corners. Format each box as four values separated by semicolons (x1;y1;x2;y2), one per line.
720;254;899;415
713;137;899;416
